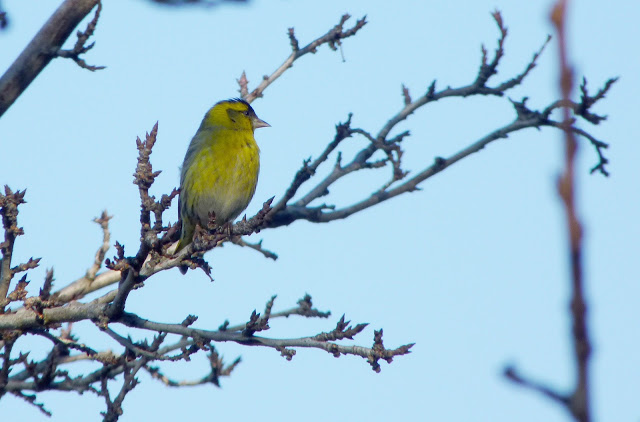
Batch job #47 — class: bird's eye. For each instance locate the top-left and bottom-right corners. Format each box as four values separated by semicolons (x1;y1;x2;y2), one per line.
243;111;249;116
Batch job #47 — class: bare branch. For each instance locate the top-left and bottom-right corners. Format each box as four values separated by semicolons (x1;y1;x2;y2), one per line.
546;121;610;176
50;0;105;71
504;366;569;406
312;315;367;342
86;211;112;282
576;76;618;124
100;355;145;422
265;113;547;227
504;5;594;422
551;2;592;420
116;311;412;370
241;14;367;103
0;0;100;117
0;186;27;312
495;35;552;91
52;259;121;304
145;348;240;387
265;114;354;223
401;84;412;105
2;295;335;403
5;275;28;304
9;391;51;417
106;269;137;320
0;9;615;419
10;257;41;276
39;269;55;301
236;71;249;98
229;237;278;260
260;16;614;229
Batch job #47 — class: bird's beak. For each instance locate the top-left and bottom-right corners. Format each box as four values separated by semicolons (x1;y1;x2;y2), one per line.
252;117;270;129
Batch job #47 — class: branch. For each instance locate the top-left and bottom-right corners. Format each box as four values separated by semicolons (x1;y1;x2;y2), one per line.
2;295;346;399
116;310;412;371
50;211;121;304
0;186;28;312
261;12;614;229
240;14;367;103
552;2;592;420
52;257;121;304
7;12;612;310
9;391;51;417
49;1;105;71
229;237;278;260
0;11;614;419
504;4;593;422
145;348;240;387
100;354;146;422
264;114;355;222
85;211;112;282
0;0;100;118
264;114;538;227
504;366;569;406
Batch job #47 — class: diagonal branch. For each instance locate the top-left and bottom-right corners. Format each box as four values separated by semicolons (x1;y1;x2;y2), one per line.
241;14;367;103
259;12;613;229
0;0;100;117
504;366;569;406
50;0;105;71
264;111;548;227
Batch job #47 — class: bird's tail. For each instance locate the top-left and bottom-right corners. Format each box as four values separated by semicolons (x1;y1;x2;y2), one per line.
175;219;195;274
175;238;187;254
175;218;194;253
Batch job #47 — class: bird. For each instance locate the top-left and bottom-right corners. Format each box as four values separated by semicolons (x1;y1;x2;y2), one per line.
175;98;270;262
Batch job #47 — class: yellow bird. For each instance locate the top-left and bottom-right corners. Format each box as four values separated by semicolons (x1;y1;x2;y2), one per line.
175;98;270;256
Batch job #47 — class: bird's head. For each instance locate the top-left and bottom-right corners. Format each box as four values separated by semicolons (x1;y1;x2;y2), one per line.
202;98;270;132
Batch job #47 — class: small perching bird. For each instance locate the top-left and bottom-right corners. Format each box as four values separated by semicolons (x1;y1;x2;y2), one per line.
175;98;270;257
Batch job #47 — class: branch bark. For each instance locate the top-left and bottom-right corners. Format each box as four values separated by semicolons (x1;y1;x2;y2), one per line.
0;8;613;420
0;0;99;117
503;3;593;421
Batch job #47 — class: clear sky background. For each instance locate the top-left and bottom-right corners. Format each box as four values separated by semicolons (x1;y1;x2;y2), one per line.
1;0;638;421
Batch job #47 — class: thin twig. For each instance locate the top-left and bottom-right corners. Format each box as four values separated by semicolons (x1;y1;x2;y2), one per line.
85;211;112;282
229;237;278;260
242;14;367;103
51;0;105;71
0;187;27;312
0;0;100;117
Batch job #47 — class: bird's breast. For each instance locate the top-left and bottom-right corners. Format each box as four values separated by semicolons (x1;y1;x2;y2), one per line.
184;130;260;224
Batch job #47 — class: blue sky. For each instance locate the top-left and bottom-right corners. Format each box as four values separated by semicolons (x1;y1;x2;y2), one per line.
1;0;638;421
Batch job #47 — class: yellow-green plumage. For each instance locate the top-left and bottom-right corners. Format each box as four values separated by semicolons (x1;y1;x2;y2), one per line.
176;99;269;254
